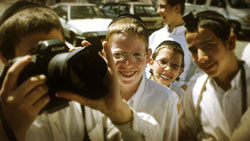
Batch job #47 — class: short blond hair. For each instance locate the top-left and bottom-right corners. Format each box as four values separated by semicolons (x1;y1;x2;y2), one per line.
106;16;149;49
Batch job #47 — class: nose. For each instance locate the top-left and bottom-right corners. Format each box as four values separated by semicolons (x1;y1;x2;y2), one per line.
123;55;134;65
197;49;209;63
163;64;172;71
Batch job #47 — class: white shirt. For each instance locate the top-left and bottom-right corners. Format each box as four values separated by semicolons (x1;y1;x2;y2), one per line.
170;81;185;103
242;43;250;66
148;25;202;86
180;63;250;140
26;75;179;141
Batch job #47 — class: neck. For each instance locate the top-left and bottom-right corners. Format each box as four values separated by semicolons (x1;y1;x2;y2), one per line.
168;17;184;33
120;84;137;101
214;57;240;91
120;76;143;101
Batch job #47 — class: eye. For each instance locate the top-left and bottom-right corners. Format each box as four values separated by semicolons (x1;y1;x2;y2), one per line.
170;64;180;70
113;52;124;59
133;52;143;57
202;44;216;52
133;52;145;60
159;60;167;65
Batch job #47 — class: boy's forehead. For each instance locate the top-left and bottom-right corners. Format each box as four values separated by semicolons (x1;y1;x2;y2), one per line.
110;32;147;50
186;28;216;46
158;0;167;5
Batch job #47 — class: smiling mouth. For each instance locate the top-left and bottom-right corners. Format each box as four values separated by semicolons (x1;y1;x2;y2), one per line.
120;71;136;77
160;74;171;80
201;62;215;71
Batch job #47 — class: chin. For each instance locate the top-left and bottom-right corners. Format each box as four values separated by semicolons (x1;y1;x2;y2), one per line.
159;80;171;87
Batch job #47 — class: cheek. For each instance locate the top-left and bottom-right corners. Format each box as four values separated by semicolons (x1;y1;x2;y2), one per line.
173;70;181;78
151;63;161;72
114;61;122;69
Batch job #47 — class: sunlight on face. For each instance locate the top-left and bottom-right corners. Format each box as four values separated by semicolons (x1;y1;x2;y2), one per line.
150;47;183;87
110;31;149;88
186;27;232;78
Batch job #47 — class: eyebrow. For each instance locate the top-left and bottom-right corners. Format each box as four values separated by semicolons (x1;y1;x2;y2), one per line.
199;38;214;46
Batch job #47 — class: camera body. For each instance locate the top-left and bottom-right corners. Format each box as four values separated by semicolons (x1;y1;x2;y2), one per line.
2;40;108;113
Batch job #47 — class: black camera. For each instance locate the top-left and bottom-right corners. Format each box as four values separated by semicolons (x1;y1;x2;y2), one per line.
1;40;108;113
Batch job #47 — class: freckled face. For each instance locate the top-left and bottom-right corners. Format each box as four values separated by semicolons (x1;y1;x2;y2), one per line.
110;32;150;88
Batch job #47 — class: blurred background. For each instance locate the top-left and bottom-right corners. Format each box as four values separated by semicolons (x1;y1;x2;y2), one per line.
0;0;250;75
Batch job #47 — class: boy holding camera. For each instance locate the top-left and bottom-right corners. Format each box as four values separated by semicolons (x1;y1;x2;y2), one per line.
0;1;178;141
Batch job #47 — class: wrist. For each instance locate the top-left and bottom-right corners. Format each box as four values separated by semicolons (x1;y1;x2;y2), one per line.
0;105;17;141
107;100;133;124
0;122;9;141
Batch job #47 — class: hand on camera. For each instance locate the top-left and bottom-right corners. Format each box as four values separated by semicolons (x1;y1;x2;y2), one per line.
56;41;133;124
0;56;50;140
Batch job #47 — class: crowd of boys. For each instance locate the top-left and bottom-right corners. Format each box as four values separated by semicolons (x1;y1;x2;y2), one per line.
0;0;249;140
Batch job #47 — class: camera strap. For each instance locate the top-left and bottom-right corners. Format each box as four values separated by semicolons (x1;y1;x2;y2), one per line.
81;105;90;141
0;104;17;141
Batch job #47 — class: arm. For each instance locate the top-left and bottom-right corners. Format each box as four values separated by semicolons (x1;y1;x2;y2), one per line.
0;56;50;141
0;123;8;141
57;41;163;140
114;109;163;141
57;41;132;124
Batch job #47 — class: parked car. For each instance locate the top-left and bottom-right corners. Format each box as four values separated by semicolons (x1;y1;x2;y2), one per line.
100;1;163;33
52;2;112;49
184;0;250;35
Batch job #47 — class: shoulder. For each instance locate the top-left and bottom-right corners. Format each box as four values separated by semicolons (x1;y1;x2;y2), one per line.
242;44;250;66
184;74;208;102
244;63;250;88
149;27;167;38
171;82;185;99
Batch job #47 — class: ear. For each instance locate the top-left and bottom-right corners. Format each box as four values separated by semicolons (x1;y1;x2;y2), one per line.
149;58;154;66
146;48;152;63
174;4;182;14
226;33;236;51
102;41;109;58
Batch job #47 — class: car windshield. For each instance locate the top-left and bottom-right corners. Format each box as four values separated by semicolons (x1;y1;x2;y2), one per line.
134;5;158;17
70;5;106;19
228;0;250;8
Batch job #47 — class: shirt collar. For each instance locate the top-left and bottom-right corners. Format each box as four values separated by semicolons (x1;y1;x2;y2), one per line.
128;74;146;108
209;65;246;91
164;25;186;35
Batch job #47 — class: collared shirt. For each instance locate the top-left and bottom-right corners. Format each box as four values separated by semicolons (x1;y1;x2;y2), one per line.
180;63;250;140
147;25;203;86
170;81;185;104
242;43;250;66
25;75;179;141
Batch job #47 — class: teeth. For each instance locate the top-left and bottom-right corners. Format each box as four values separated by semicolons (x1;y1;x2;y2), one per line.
120;71;135;76
160;75;171;80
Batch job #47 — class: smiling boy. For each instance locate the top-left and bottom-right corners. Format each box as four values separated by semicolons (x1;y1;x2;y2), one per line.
180;11;250;140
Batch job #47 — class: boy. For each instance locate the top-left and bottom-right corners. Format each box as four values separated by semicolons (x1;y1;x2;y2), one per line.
0;2;178;140
53;14;179;141
0;1;146;140
149;40;184;102
148;0;201;89
180;10;250;140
